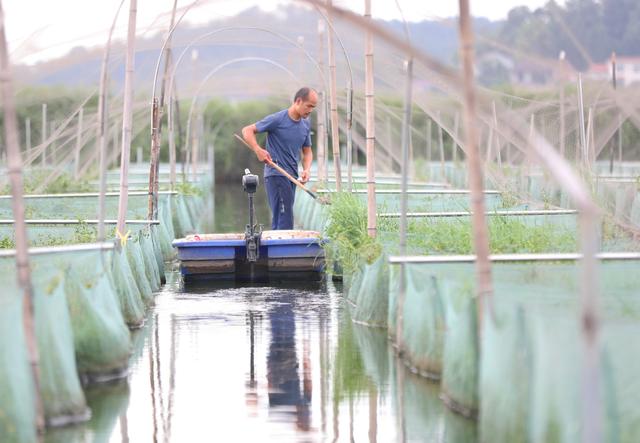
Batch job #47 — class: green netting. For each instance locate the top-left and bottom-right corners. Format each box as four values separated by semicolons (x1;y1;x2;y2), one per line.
31;258;88;425
149;226;166;281
479;261;640;443
0;261;37;443
63;250;131;379
398;264;446;379
172;194;195;237
125;237;153;305
109;246;145;328
139;231;160;292
349;254;389;327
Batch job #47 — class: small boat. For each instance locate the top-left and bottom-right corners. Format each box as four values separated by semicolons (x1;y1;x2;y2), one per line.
172;230;325;283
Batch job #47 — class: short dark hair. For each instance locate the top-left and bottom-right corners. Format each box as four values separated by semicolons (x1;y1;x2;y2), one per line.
293;87;316;103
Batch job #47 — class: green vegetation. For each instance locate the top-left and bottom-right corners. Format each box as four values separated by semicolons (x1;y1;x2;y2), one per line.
1;170;93;195
175;181;204;197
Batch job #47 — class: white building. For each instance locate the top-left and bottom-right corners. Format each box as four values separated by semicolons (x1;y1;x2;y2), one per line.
587;56;640;87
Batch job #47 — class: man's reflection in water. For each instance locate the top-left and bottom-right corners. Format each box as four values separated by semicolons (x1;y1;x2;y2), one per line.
267;292;311;431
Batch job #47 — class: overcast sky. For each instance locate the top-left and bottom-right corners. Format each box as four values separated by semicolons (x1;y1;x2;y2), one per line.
4;0;563;64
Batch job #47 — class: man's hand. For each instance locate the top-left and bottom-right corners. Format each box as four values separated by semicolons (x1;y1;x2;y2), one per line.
300;169;310;183
256;148;272;163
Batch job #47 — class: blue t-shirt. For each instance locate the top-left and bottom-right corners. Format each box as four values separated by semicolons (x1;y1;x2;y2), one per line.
255;109;312;178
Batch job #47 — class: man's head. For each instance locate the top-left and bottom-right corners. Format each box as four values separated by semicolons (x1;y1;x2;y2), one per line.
291;87;318;119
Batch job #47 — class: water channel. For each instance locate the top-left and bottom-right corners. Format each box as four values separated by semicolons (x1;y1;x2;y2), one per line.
43;184;477;442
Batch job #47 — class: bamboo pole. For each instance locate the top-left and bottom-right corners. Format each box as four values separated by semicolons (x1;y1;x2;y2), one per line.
609;52;617;174
346;81;353;191
317;19;327;183
25;118;31;152
586;107;593;167
364;0;376;237
559;51;566;159
426;117;432;163
0;0;44;431
396;57;413;351
116;0;138;236
492;101;502;166
326;0;342;191
458;0;493;334
452;111;459;163
149;0;178;220
74;106;83;179
41;103;47;167
577;73;588;170
437;110;445;180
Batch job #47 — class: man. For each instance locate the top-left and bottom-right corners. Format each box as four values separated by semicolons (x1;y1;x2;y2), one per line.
241;87;317;230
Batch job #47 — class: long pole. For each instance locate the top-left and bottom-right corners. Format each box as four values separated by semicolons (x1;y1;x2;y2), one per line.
396;57;413;350
116;0;138;236
25;118;31;152
149;0;178;220
577;73;588;170
317;19;327;183
559;51;566;159
41;103;47;167
326;0;342;191
437;111;445;180
346;80;353;191
364;0;376;237
458;0;493;334
0;0;44;431
74;106;84;179
452;111;459;163
609;52;617;174
97;1;124;240
492;101;502;166
426;117;432;164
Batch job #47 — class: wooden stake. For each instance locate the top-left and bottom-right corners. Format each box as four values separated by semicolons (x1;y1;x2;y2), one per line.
458;0;493;334
609;52;617;174
116;0;138;236
74;106;83;179
326;0;342;191
364;0;376;237
0;0;45;431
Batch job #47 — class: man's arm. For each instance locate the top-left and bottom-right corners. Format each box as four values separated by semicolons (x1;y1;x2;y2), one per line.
300;146;313;183
241;124;272;163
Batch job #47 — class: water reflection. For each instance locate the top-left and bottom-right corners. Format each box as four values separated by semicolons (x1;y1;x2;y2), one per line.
40;274;479;442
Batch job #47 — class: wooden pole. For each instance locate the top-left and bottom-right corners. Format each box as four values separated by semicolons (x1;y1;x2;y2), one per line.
326;0;342;191
364;0;376;237
41;103;47;167
577;73;588;170
586;107;593;167
492;101;502;166
0;0;45;431
25;117;31;152
452;111;459;163
97;1;123;240
116;0;138;236
426;117;432;163
437;110;445;180
149;0;177;219
74;106;83;179
396;57;413;350
346;80;353;191
317;19;327;183
609;52;617;174
458;0;493;334
559;51;566;159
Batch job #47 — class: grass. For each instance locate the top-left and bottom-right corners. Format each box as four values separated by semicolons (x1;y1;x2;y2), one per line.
0;221;99;249
1;170;93;195
175;181;204;197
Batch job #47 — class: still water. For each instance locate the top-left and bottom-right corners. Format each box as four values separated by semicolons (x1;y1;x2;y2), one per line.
44;185;477;442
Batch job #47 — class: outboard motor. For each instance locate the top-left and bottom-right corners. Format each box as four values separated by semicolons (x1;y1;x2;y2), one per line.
242;169;263;262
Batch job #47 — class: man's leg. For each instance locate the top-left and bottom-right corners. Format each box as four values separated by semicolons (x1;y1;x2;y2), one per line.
264;176;280;230
277;177;296;230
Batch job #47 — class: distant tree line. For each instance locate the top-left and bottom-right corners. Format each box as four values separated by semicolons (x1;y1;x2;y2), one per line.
498;0;640;70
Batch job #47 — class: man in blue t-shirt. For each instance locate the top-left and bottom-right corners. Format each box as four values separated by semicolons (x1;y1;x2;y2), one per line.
241;87;317;230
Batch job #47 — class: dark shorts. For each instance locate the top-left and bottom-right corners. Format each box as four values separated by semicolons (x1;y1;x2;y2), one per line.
264;175;296;230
